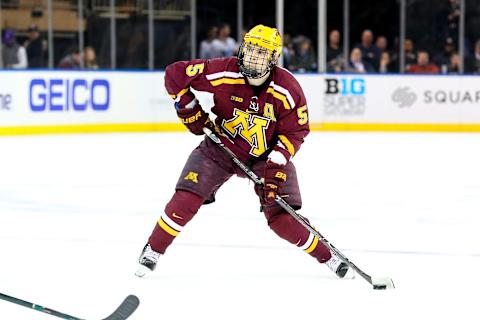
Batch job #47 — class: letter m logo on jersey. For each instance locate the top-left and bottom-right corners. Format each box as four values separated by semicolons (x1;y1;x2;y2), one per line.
222;108;270;157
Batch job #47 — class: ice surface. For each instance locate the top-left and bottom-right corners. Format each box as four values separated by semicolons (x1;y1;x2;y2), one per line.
0;132;479;319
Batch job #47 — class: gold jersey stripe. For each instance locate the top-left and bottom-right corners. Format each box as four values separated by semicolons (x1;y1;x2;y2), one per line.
304;236;319;253
158;217;180;237
266;87;291;110
278;135;295;156
210;78;246;86
170;88;190;100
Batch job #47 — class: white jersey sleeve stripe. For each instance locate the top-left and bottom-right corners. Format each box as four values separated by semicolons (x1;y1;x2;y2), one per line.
206;71;244;80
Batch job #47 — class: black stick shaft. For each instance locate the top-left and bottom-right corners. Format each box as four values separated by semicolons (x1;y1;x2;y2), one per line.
0;292;81;319
203;128;374;285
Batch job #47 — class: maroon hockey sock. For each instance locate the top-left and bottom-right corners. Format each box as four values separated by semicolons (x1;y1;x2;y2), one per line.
148;190;204;254
264;207;331;263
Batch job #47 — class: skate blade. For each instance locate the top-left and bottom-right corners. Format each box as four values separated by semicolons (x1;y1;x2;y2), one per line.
135;265;152;278
342;267;356;279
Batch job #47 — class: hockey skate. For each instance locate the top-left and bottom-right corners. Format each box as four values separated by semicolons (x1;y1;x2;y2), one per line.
326;253;355;279
135;244;161;277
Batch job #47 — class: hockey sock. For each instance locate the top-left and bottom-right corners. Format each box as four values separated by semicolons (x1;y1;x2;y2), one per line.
148;190;204;253
264;207;331;263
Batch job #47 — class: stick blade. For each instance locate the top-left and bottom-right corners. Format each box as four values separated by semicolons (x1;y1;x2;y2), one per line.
102;295;140;320
372;277;395;290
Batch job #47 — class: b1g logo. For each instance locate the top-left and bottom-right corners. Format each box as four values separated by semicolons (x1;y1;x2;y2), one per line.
0;93;12;110
29;78;110;112
324;78;366;115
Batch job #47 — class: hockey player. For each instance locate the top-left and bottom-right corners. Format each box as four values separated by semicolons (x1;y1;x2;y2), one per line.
135;24;350;279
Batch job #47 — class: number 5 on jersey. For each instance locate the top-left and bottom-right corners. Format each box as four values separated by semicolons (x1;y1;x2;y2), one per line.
297;105;308;125
186;63;205;77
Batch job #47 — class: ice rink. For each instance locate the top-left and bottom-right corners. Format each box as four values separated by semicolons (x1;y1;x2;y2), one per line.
1;131;479;320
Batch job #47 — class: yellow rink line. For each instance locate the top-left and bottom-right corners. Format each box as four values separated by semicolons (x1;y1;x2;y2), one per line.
310;123;480;132
0;123;186;135
2;122;480;135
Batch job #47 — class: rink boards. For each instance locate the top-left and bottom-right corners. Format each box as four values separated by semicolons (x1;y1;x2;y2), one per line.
0;70;479;134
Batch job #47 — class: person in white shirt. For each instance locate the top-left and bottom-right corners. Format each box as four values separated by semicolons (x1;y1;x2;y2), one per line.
211;23;238;58
1;29;28;69
199;26;218;59
346;47;374;73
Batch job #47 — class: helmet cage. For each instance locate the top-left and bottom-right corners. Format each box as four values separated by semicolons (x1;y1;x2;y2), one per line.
238;42;278;79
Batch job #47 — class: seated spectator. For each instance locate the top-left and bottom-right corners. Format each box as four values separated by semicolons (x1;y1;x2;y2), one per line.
355;29;380;71
345;47;374;73
199;25;218;59
1;29;28;69
211;23;238;57
404;38;417;68
58;47;81;69
433;37;456;73
24;24;46;68
465;39;480;74
282;33;295;70
327;30;342;63
447;52;460;74
407;51;439;74
375;35;388;53
289;37;317;72
84;46;99;69
392;38;417;71
379;51;392;73
326;30;343;73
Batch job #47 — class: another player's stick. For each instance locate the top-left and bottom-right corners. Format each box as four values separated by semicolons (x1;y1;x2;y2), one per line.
0;292;139;320
203;127;395;290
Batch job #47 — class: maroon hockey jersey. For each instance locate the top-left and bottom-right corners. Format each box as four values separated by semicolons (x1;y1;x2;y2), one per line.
165;57;309;163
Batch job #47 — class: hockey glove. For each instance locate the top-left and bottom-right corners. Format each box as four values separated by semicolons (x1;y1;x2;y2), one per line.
263;160;287;204
176;103;214;135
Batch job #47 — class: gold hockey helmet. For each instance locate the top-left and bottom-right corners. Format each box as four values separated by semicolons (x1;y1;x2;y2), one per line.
238;24;282;79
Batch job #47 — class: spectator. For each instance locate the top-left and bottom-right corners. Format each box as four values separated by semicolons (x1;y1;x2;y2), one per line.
84;46;99;69
289;37;317;72
58;47;81;69
404;38;417;68
392;38;417;71
327;30;342;62
199;25;218;59
327;30;343;72
379;51;392;73
447;52;460;74
407;51;439;74
282;33;295;69
465;39;480;74
375;36;388;53
1;29;28;69
211;23;237;57
433;37;456;73
355;29;380;71
345;47;374;73
24;24;46;68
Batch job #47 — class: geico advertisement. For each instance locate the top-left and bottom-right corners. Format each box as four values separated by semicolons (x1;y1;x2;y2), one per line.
297;74;480;124
29;78;110;112
0;71;174;126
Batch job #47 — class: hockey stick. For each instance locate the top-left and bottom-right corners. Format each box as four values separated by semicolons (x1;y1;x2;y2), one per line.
203;127;395;290
0;292;139;320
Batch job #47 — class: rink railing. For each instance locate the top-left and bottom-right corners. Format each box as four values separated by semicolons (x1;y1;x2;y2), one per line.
1;70;480;135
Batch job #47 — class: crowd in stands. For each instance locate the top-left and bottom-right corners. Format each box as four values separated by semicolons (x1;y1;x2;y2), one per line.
326;28;480;74
1;24;99;69
3;18;480;74
198;21;480;75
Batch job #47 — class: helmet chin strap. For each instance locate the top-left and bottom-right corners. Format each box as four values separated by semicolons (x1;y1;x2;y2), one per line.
246;71;270;86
